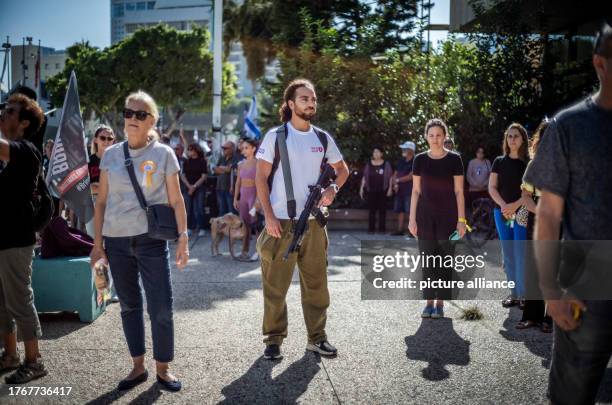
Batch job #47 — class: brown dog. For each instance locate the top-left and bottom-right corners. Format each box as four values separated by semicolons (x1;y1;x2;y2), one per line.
210;213;247;258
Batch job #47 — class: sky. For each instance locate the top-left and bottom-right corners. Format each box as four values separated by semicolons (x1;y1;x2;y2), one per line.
1;0;449;88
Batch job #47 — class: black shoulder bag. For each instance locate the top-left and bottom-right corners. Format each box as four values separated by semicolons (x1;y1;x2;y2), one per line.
123;142;178;240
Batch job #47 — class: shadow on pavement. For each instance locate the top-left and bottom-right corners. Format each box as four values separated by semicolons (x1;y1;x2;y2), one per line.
498;307;552;368
219;352;323;404
405;318;471;381
39;312;89;340
83;387;129;405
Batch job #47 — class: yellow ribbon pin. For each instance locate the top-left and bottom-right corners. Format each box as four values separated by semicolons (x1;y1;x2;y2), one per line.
140;160;157;188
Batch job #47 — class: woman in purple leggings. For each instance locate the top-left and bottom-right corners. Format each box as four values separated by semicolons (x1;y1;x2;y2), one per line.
233;138;259;261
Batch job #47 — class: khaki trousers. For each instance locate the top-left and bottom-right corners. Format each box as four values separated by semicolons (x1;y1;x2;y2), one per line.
256;219;329;346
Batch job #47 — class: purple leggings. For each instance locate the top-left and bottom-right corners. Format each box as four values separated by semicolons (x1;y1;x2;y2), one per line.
239;186;257;225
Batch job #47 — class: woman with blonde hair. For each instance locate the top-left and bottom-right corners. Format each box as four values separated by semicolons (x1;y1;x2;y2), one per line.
90;90;188;392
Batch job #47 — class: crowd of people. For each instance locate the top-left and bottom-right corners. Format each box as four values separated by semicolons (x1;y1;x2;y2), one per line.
0;20;609;405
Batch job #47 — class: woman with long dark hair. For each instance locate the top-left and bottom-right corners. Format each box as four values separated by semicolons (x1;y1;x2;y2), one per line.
489;123;529;308
234;138;259;261
409;119;466;319
360;147;393;234
89;125;115;199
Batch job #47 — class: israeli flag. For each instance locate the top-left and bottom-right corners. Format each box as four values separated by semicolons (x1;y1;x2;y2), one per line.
244;96;262;140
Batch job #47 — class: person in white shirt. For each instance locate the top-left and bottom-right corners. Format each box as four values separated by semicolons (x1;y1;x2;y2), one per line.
255;79;349;360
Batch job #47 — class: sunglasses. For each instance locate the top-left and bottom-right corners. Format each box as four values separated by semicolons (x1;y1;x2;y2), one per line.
123;108;153;121
98;135;115;142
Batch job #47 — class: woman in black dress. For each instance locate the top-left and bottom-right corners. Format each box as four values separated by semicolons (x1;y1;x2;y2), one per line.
409;119;466;319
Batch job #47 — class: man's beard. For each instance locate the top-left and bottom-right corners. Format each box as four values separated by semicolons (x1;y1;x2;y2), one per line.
295;108;316;121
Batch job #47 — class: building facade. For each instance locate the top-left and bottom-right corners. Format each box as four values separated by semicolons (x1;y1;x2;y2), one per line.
110;0;253;98
10;43;67;102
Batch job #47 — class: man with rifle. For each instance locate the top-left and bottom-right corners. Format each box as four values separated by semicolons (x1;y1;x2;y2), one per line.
255;79;349;360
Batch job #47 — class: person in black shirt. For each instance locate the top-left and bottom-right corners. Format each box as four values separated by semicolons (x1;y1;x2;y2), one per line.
0;94;48;383
391;141;415;236
409;119;465;319
89;125;116;200
360;147;393;233
488;123;529;308
180;143;208;237
523;23;612;404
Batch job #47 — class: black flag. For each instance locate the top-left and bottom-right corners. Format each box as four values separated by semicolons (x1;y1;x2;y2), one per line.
45;71;94;224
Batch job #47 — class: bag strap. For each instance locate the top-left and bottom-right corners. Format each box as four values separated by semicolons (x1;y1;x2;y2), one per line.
276;124;297;219
122;141;148;211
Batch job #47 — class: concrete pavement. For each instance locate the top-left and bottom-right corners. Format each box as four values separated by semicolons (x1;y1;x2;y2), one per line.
1;231;611;404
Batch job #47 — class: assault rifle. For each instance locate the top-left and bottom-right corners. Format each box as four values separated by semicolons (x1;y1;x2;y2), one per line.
283;164;336;260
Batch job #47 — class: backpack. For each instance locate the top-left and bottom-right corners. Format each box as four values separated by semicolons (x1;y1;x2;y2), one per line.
267;124;329;191
32;161;54;233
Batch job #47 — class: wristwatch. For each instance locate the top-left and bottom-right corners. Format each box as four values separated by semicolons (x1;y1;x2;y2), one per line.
329;183;340;193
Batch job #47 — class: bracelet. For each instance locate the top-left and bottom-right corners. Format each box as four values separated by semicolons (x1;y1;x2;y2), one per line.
458;217;468;224
178;231;188;238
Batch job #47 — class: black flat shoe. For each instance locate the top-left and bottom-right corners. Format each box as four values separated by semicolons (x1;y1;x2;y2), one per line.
157;374;182;392
117;370;148;391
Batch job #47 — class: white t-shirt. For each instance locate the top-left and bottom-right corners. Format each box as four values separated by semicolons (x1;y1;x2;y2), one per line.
257;122;343;219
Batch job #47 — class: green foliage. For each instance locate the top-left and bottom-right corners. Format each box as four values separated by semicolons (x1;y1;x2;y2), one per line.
224;0;424;80
257;8;597;208
45;24;238;135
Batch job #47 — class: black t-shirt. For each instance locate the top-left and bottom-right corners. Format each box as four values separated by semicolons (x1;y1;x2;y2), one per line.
183;157;208;185
524;97;612;240
368;163;385;192
0;139;41;250
88;154;101;183
413;151;464;215
395;158;414;197
491;155;527;207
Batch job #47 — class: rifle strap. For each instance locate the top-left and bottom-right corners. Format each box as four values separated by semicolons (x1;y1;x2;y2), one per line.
276;124;297;220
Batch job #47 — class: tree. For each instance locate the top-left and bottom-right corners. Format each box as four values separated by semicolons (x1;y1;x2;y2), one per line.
224;0;426;80
46;24;238;136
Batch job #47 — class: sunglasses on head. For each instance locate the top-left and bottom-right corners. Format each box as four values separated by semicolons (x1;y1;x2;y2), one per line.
123;108;153;121
98;135;114;142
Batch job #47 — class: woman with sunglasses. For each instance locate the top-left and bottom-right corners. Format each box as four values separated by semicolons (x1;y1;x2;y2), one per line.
489;123;529;309
89;125;115;200
90;90;188;392
233;138;259;261
180;143;207;237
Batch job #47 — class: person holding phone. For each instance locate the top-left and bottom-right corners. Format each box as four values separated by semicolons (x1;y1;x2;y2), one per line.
409;119;465;319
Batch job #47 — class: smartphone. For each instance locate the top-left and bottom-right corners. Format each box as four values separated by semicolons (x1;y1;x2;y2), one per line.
449;230;461;241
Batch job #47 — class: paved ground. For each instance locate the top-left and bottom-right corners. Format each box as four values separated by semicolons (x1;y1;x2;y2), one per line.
1;231;611;404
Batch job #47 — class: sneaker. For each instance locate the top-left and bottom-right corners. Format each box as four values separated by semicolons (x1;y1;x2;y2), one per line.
431;306;444;319
502;295;518;308
5;360;47;384
0;352;20;373
249;252;259;262
421;305;434;318
263;344;282;360
306;340;338;356
198;230;206;237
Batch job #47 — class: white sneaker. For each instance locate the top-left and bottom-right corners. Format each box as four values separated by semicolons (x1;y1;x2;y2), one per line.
198;230;206;237
249;252;259;262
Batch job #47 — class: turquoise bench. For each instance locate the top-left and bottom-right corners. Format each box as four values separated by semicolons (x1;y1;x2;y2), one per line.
31;256;106;323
